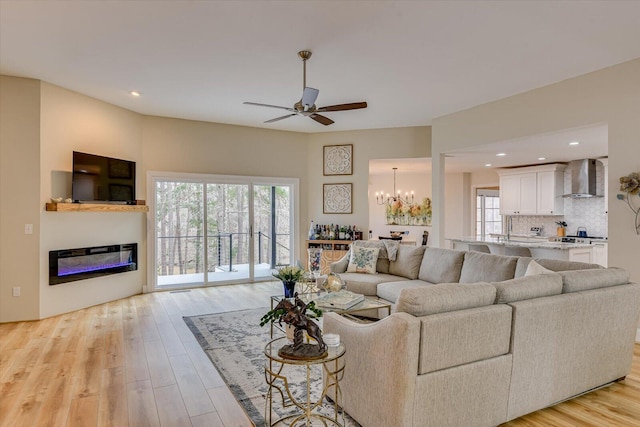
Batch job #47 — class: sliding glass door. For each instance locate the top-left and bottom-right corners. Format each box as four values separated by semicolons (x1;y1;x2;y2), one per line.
150;173;296;290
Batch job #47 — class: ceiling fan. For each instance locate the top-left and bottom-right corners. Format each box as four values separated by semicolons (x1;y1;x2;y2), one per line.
243;50;367;126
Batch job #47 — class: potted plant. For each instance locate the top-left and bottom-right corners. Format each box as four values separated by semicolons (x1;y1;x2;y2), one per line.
272;265;305;298
260;295;326;359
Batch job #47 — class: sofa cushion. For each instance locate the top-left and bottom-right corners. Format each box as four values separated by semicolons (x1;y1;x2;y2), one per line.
352;240;388;258
524;260;554;276
459;252;518;283
330;251;350;273
350;240;396;273
377;280;433;304
347;245;379;274
493;274;563;303
418;248;465;284
515;257;603;278
341;272;409;296
376;257;390;274
560;267;630;293
389;245;426;279
396;283;496;317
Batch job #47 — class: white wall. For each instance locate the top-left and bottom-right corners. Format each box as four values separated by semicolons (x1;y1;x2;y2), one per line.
39;82;146;318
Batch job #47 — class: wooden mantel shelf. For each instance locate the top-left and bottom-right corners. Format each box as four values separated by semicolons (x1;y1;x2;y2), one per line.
45;203;149;213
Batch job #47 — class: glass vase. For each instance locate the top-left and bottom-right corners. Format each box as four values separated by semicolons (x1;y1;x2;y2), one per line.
282;280;296;298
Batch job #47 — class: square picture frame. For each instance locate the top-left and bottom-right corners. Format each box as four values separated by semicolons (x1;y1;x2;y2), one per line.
323;144;353;176
323;183;353;214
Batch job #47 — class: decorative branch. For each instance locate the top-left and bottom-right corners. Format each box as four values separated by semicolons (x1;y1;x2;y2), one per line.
617;172;640;235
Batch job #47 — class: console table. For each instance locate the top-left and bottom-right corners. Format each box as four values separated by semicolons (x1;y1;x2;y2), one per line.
264;336;345;427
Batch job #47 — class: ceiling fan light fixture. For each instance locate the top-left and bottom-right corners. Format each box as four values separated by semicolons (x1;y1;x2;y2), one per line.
243;51;367;126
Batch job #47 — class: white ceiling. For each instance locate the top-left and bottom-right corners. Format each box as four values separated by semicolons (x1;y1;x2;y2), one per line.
370;123;608;174
2;1;640;137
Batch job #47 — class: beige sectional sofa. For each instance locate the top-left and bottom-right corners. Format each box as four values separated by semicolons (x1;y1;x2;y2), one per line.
325;243;640;427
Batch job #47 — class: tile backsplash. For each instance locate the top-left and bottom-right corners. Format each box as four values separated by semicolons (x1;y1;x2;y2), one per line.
510;161;607;238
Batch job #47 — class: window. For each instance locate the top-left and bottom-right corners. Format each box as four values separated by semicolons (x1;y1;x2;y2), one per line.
476;189;501;239
149;172;297;290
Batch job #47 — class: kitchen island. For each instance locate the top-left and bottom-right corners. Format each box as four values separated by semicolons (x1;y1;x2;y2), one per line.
447;236;600;264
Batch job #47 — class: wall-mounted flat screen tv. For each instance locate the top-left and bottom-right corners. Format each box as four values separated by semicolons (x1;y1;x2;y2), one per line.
72;151;136;203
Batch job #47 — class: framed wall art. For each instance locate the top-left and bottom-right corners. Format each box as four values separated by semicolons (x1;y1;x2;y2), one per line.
323;183;352;214
323;144;353;176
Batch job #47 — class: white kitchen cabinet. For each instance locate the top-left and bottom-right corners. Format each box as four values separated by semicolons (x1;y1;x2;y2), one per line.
537;170;565;215
569;247;593;263
499;173;537;215
499;164;566;216
592;242;608;267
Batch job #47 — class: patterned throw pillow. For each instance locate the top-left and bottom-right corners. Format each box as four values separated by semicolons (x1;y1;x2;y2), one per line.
347;246;380;274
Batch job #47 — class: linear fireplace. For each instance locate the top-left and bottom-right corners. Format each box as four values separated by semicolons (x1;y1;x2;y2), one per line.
49;243;137;285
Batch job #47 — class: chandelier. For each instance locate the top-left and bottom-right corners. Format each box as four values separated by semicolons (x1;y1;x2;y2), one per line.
375;167;414;206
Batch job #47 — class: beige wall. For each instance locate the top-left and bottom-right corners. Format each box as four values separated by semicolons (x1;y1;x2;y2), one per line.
307;127;430;247
141;115;309;266
0;76;41;322
39;82;146;319
431;59;640;286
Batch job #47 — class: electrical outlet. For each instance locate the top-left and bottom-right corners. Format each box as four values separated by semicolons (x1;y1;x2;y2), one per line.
24;224;33;234
12;287;21;297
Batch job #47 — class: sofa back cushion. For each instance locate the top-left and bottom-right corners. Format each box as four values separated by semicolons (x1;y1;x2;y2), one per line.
396;283;496;316
493;273;563;303
560;267;630;293
389;245;426;279
418;248;465;284
459;252;518;283
514;257;603;278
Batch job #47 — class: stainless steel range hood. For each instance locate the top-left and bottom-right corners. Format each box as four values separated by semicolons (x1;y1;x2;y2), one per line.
563;159;601;198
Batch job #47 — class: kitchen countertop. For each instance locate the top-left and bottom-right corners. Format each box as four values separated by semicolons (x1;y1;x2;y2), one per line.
447;236;593;250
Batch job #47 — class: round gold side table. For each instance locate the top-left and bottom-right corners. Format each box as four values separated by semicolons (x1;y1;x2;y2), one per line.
264;336;346;427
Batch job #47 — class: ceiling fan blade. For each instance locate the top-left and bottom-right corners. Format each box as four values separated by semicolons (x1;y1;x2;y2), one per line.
243;102;296;112
316;102;367;112
301;87;319;108
310;114;334;126
264;114;297;123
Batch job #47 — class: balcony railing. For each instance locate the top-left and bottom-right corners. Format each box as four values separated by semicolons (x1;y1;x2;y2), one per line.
156;231;290;275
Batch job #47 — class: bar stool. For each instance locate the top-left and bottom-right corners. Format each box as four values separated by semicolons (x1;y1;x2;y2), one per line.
468;244;490;253
503;246;532;257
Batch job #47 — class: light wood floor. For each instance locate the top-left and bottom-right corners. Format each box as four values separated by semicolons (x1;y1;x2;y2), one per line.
1;282;639;427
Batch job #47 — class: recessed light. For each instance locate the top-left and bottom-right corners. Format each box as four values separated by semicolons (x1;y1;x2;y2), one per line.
129;91;141;97
496;153;506;157
538;157;546;161
484;163;492;167
569;141;579;146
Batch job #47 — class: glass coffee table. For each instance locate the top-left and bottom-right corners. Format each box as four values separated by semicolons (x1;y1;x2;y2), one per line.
270;291;392;337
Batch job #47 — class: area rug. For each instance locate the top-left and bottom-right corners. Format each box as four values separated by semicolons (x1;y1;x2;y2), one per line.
183;308;359;426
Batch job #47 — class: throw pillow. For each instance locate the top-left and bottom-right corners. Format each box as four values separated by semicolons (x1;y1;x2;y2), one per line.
389;245;426;279
347;246;379;274
524;259;554;276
